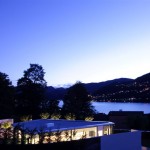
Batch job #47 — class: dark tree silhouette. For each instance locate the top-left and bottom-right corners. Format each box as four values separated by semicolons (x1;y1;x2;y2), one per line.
15;64;47;119
62;82;96;120
40;98;61;118
0;72;15;118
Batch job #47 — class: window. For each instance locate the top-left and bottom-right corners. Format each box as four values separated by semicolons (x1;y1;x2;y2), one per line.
89;131;95;137
103;126;109;135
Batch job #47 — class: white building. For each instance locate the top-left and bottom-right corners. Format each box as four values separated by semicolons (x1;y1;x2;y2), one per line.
13;119;114;144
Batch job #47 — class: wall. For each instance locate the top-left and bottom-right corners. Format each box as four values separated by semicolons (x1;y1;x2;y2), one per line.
0;137;100;150
101;131;141;150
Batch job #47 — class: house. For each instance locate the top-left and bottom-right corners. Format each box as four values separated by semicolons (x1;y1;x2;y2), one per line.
13;119;114;144
0;119;142;150
108;111;144;129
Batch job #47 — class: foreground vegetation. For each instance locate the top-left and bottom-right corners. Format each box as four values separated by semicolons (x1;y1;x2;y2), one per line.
0;64;96;121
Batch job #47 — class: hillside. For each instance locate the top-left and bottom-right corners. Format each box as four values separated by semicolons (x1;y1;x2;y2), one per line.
94;73;150;102
45;72;150;102
83;78;133;94
45;86;67;100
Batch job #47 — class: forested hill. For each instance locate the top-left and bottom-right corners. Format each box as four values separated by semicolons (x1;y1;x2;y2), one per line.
45;78;133;99
45;72;150;102
93;73;150;102
83;78;133;94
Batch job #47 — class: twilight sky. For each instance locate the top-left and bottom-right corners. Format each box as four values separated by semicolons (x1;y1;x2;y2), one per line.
0;0;150;87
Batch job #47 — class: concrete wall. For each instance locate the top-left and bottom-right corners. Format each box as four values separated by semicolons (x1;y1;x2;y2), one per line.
101;131;141;150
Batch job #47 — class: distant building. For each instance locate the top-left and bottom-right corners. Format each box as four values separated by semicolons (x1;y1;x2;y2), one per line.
13;119;114;144
108;111;144;129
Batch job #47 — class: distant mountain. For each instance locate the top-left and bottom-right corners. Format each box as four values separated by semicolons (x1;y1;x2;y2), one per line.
45;86;67;100
83;78;133;94
45;78;133;99
135;72;150;82
94;73;150;102
45;72;150;102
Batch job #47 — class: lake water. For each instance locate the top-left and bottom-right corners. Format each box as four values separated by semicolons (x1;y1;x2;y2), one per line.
92;102;150;114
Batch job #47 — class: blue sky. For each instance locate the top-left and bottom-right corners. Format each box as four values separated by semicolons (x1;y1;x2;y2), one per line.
0;0;150;87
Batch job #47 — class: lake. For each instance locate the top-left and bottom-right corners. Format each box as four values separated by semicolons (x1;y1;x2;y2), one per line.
92;102;150;114
59;101;150;114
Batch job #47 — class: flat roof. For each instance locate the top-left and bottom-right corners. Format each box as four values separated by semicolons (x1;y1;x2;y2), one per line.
108;111;144;116
13;119;114;132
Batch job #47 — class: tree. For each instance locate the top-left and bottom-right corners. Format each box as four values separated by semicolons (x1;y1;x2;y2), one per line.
64;113;76;120
0;72;15;118
15;64;47;119
40;99;60;115
40;112;50;119
62;82;96;120
50;113;61;120
0;122;13;144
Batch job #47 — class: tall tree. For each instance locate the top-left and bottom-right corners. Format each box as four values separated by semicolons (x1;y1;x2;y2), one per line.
0;72;15;118
15;64;47;119
62;82;96;120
